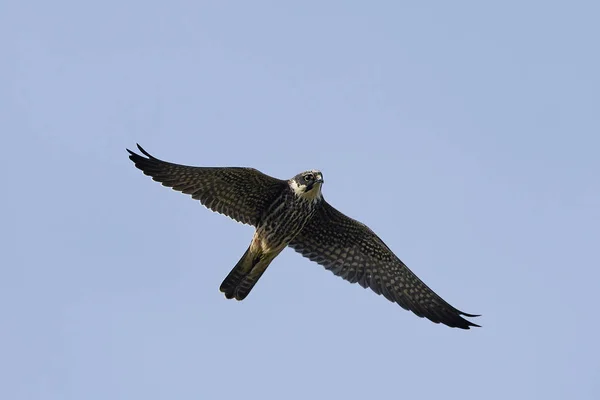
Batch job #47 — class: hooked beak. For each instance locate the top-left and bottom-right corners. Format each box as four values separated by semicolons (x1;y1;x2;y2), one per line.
306;176;324;191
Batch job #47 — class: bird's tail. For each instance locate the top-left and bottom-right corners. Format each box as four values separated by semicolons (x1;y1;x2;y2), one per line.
220;245;279;300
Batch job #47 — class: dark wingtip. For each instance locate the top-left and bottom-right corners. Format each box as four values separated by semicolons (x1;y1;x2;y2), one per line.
465;321;481;329
451;307;481;329
126;147;138;163
126;144;163;166
135;143;156;159
126;143;156;159
457;314;481;329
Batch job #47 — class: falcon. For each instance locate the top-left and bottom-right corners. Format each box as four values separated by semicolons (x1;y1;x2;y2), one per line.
127;144;480;329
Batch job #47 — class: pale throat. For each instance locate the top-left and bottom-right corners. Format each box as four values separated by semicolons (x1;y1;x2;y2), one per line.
289;180;323;202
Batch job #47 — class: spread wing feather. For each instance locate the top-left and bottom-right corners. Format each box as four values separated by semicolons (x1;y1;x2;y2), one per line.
127;144;285;226
289;201;480;329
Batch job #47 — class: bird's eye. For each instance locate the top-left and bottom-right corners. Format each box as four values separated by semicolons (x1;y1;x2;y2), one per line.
304;174;314;181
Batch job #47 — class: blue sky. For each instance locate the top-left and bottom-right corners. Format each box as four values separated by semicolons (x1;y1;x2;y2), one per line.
2;1;599;399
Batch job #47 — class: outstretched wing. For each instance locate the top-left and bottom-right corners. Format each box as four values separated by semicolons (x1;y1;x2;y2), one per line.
289;201;480;329
127;144;286;226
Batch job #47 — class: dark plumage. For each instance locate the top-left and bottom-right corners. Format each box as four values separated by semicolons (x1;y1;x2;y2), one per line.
127;144;480;329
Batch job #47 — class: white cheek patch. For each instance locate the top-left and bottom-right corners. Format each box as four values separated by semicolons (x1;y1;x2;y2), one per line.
289;179;322;202
289;179;306;196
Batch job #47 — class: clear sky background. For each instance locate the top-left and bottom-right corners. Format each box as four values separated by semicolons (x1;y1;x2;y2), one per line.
2;1;599;399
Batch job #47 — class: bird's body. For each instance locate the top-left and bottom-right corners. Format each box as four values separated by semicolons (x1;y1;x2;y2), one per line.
127;144;480;329
221;177;321;300
254;179;321;251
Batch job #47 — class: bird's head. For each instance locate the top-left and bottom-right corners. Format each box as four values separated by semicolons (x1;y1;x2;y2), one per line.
289;170;324;202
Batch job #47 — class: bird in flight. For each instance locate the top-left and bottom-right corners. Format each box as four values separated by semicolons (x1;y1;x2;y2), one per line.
127;144;480;329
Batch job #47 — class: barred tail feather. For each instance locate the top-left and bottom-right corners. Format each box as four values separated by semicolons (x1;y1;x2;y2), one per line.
219;245;280;301
220;247;256;299
234;263;270;300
